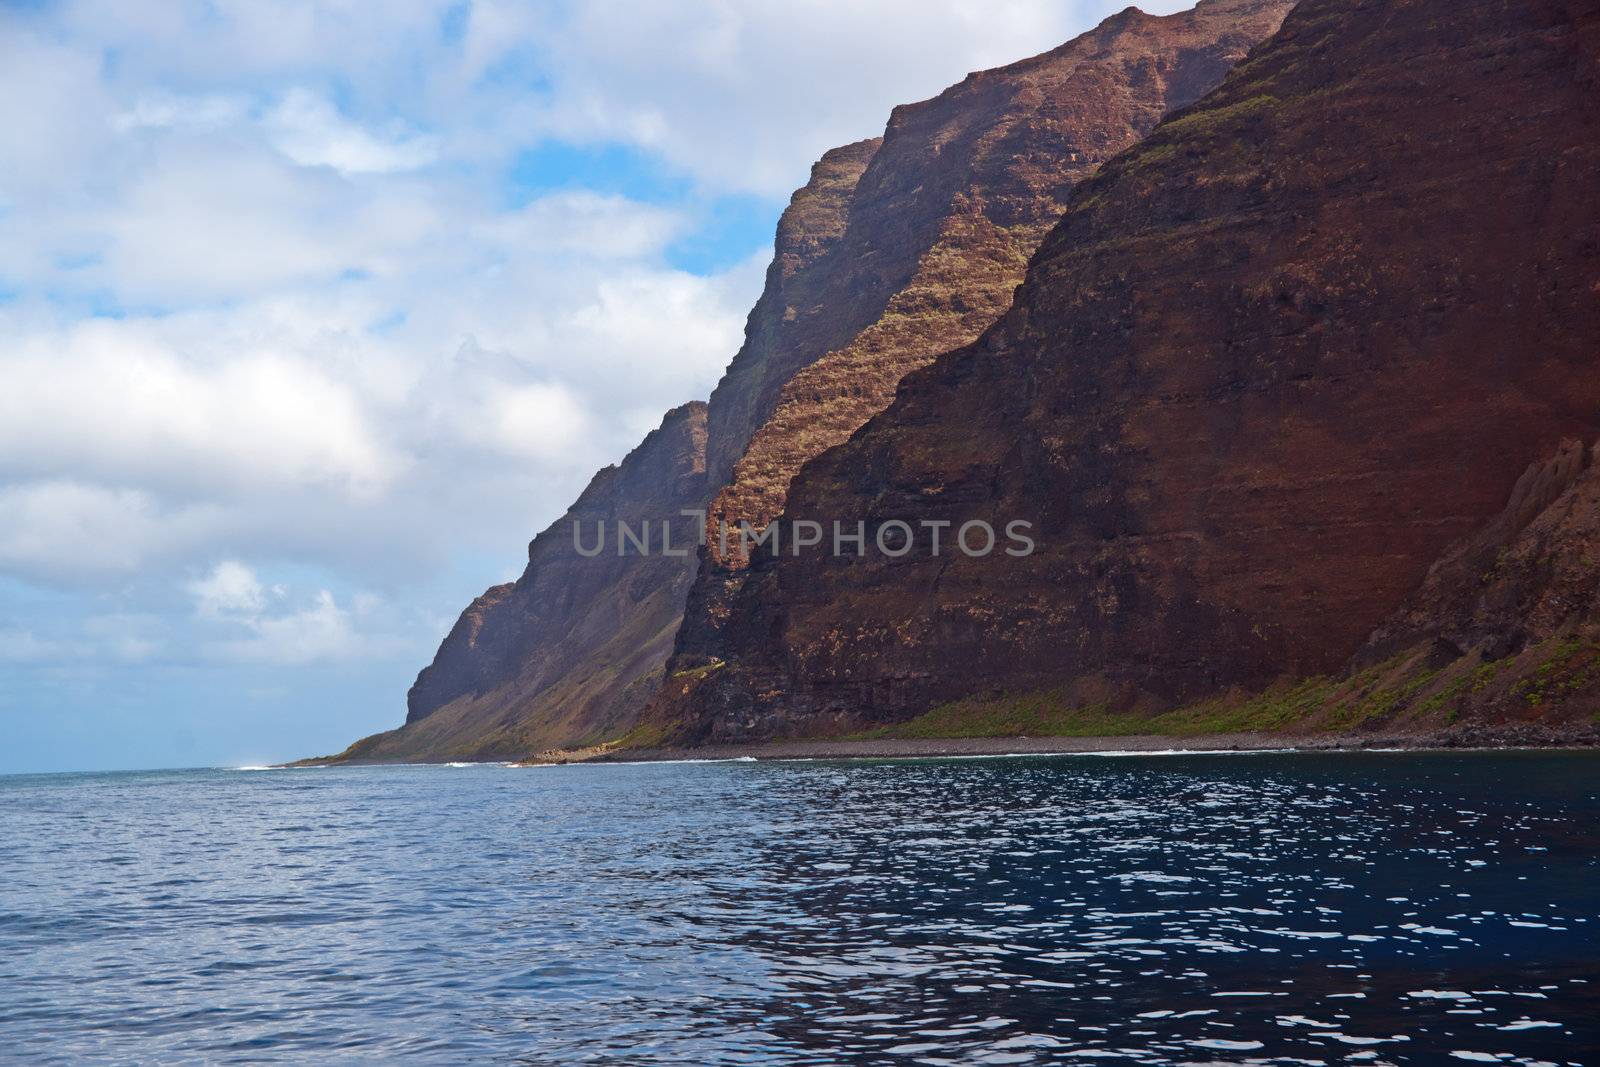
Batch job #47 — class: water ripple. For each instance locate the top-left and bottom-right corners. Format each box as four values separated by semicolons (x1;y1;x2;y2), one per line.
0;752;1595;1063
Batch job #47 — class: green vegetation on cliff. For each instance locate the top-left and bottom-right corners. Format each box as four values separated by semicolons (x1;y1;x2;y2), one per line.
847;638;1600;742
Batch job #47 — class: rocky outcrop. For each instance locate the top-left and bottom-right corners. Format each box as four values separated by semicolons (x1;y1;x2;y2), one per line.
676;0;1297;665
662;0;1600;743
1365;440;1600;664
1309;437;1600;736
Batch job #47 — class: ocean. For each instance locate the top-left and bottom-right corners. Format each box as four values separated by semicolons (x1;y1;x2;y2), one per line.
1;751;1595;1064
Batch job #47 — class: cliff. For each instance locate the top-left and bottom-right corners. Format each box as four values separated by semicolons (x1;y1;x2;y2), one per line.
324;0;1292;761
676;0;1296;666
660;0;1600;743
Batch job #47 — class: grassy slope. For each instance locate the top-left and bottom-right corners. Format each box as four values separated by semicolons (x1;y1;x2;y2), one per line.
842;636;1600;742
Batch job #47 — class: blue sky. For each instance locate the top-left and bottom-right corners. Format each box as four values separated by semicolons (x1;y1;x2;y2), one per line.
0;0;1194;773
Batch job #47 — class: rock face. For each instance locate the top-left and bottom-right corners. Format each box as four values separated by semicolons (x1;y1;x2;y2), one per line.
702;137;884;491
1364;441;1600;665
1315;437;1600;739
665;0;1600;742
676;0;1297;665
328;0;1292;761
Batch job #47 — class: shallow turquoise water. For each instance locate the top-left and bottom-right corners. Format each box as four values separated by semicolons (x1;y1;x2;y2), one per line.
0;751;1596;1064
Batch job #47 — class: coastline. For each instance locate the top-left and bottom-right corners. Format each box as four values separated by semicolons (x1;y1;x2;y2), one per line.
530;723;1600;765
283;723;1600;768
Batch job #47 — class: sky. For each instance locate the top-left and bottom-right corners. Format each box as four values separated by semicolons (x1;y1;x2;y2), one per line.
0;0;1198;774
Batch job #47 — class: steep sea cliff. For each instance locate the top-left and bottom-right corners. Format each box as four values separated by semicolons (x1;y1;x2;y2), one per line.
655;0;1600;747
324;0;1297;762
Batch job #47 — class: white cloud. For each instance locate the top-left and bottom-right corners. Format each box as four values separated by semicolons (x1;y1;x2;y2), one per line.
0;319;396;499
94;143;393;303
479;192;687;260
208;589;365;664
481;381;592;462
0;482;224;582
0;29;110;200
0;200;756;585
266;88;438;174
185;561;402;664
47;0;453;89
114;91;250;134
189;561;269;619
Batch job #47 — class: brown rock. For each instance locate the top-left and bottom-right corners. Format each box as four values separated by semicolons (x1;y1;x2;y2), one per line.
676;0;1296;667
1366;440;1600;663
668;0;1600;742
702;137;884;489
321;0;1298;761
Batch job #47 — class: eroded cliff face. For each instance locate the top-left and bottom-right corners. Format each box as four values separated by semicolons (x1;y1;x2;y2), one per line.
664;0;1600;743
675;0;1296;666
702;137;884;489
327;0;1293;761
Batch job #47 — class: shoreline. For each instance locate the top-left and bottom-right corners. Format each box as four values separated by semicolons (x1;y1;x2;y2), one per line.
284;723;1600;768
541;724;1600;765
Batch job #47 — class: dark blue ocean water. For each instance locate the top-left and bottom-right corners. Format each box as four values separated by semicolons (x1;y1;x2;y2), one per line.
0;752;1596;1065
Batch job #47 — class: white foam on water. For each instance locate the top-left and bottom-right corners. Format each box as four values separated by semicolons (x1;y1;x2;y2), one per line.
1091;748;1295;758
591;756;762;766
